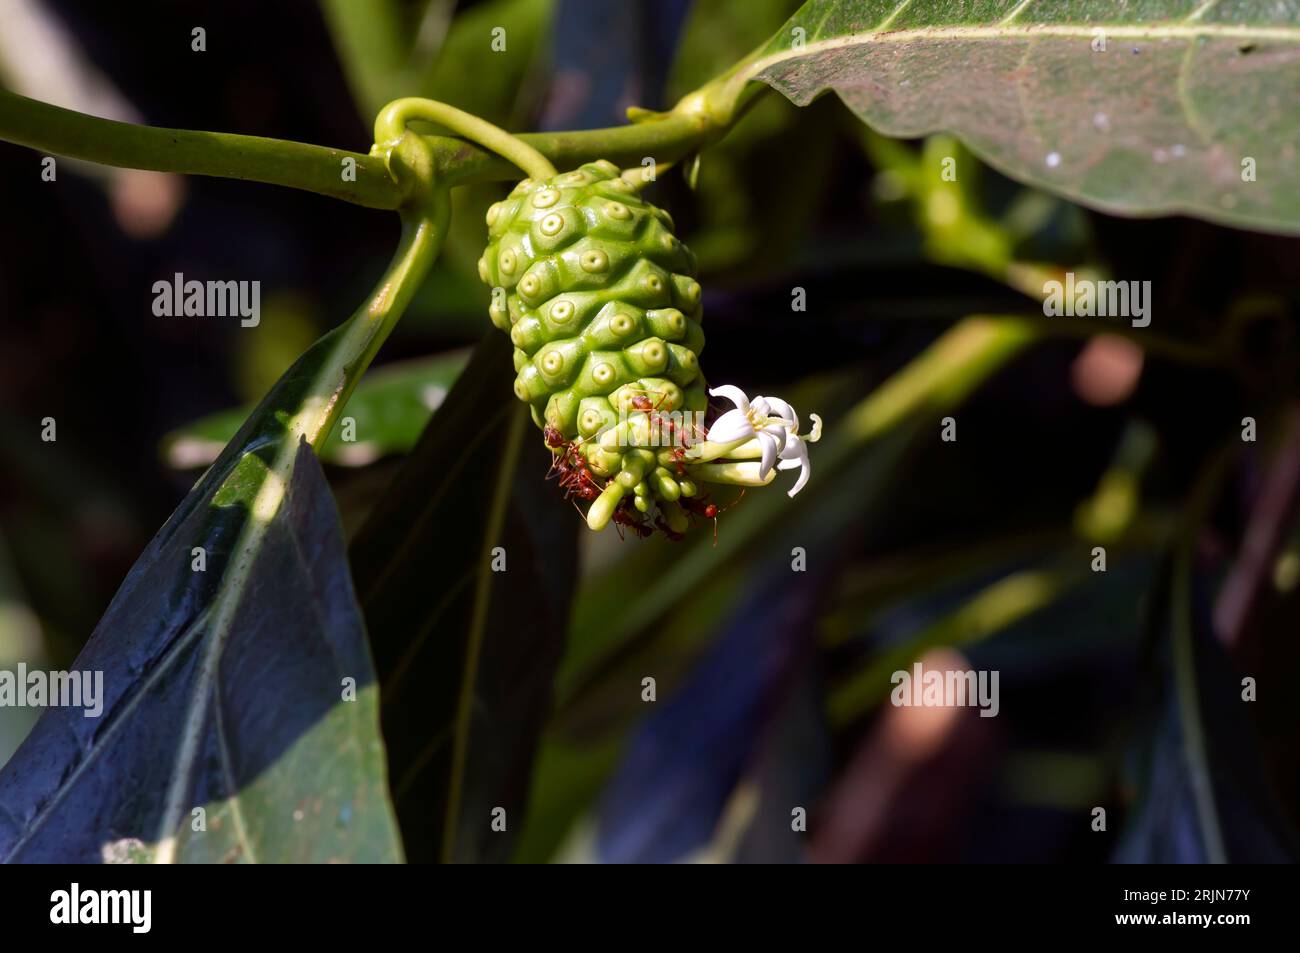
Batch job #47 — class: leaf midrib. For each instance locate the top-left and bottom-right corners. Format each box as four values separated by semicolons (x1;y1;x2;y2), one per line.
752;19;1300;81
439;405;528;864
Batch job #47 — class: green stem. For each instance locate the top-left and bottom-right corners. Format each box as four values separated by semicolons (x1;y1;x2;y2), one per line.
283;123;450;451
0;68;758;204
0;88;400;209
826;568;1077;726
300;194;450;449
438;109;720;185
374;98;557;181
843;315;1040;443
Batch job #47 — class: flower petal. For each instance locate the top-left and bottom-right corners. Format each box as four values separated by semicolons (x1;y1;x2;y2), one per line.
708;384;750;413
758;431;779;478
759;395;798;431
782;441;810;497
706;408;754;445
761;423;788;445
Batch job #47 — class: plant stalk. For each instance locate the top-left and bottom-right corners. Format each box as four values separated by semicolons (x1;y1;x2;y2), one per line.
0;67;762;205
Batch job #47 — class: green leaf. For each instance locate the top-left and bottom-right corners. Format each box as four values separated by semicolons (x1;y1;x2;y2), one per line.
413;0;554;127
0;331;403;863
319;0;429;120
747;0;1300;233
162;350;470;470
349;332;579;863
0;191;447;862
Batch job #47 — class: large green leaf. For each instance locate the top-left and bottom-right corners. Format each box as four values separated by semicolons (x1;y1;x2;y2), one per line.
349;332;579;863
0;329;402;863
747;0;1300;233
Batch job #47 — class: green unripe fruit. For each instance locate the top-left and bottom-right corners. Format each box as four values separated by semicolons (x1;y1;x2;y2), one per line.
481;160;708;533
481;160;705;441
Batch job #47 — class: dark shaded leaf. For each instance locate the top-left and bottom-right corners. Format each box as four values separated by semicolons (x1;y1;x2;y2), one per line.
594;559;820;863
350;332;578;863
1114;557;1296;863
0;327;401;861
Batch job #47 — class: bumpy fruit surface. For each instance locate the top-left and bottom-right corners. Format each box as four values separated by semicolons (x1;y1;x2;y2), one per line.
478;160;706;465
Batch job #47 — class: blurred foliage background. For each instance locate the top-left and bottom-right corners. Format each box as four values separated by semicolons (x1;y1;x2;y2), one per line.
1;0;1298;862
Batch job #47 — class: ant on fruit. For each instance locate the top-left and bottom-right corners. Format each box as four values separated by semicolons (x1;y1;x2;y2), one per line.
626;388;705;451
653;514;685;541
554;454;601;502
544;427;602;503
611;499;652;540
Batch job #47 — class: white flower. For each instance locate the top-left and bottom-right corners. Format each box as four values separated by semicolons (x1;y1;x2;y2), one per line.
707;385;786;474
777;434;810;497
707;385;819;497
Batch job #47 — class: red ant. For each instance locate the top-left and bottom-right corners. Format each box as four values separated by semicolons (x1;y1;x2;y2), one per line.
653;514;685;541
611;499;652;539
628;389;703;450
681;495;719;520
666;445;690;477
680;490;745;546
562;463;602;502
544;427;602;503
554;455;601;502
